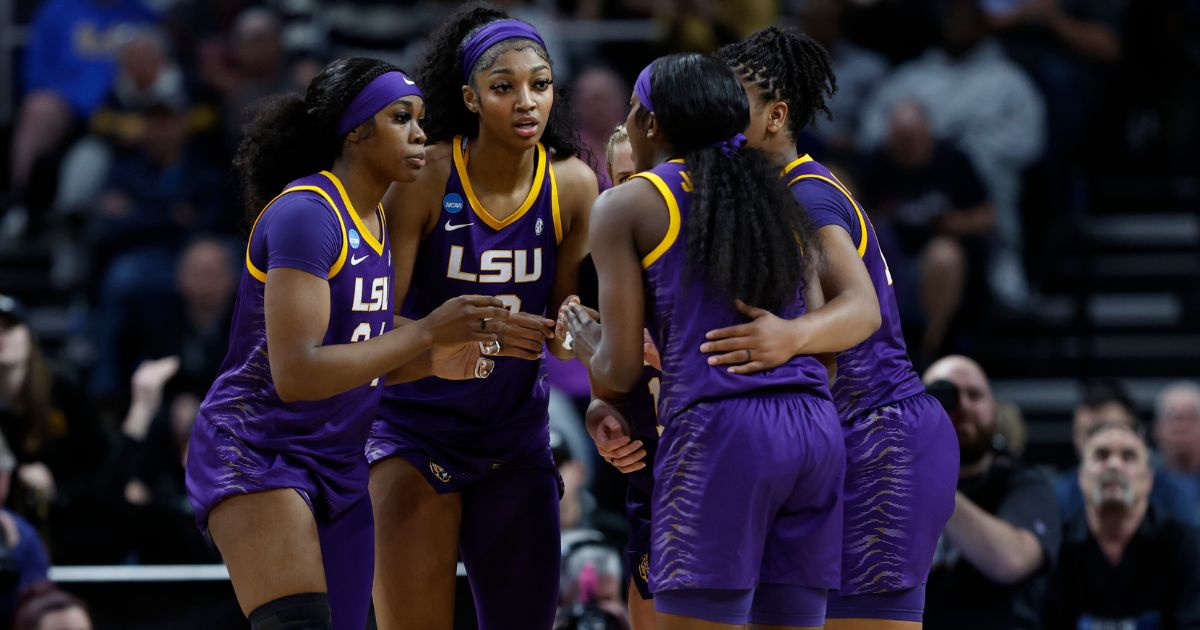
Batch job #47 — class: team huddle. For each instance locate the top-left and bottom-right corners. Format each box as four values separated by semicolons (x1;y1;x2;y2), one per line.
183;3;959;629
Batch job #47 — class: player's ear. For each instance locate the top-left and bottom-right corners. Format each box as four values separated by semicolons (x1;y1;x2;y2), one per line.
644;111;658;140
766;101;789;135
462;83;480;114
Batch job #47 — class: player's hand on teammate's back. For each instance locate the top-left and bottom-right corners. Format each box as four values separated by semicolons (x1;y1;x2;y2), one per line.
495;311;555;360
700;299;798;375
419;295;510;345
584;398;647;473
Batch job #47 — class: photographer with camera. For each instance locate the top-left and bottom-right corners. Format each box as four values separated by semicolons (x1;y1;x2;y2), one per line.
922;355;1061;630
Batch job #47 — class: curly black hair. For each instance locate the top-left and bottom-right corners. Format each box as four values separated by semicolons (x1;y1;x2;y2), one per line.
716;26;837;137
415;1;582;160
641;53;817;314
233;57;400;221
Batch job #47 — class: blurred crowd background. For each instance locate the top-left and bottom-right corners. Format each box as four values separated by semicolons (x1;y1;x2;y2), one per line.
0;0;1198;628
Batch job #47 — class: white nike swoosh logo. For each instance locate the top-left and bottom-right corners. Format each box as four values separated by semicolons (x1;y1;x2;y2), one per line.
350;254;369;265
403;76;415;86
445;220;474;231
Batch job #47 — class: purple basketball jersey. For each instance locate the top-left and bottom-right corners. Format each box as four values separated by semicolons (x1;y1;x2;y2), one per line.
636;160;831;424
187;171;392;520
783;156;925;420
376;136;562;450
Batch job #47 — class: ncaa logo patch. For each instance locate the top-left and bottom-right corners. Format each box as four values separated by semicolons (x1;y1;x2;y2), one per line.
429;460;452;483
348;229;361;250
443;193;464;214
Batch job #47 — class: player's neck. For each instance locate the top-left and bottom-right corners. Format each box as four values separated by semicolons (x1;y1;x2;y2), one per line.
765;134;798;169
466;133;537;198
330;159;387;229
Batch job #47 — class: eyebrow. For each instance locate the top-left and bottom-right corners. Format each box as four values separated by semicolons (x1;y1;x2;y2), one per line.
488;65;551;76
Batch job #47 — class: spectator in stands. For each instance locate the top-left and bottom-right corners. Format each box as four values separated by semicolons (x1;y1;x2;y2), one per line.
6;0;157;230
0;432;52;628
558;539;629;629
100;355;215;564
0;296;102;544
858;0;1046;310
573;67;628;191
86;87;224;405
13;583;92;630
55;26;203;216
922;355;1061;630
1055;379;1199;525
859;99;995;362
797;0;890;157
1154;381;1200;486
1044;424;1200;628
985;0;1125;156
198;7;291;148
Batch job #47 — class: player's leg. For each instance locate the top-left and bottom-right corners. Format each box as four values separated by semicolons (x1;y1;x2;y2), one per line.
749;395;845;630
629;579;657;630
459;465;561;630
317;495;374;630
369;456;463;630
826;394;958;630
650;400;799;628
207;489;330;627
918;236;966;360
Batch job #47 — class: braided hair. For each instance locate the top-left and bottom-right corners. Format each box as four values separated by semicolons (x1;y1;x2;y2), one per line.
640;54;816;313
415;1;582;160
716;26;837;137
233;57;400;221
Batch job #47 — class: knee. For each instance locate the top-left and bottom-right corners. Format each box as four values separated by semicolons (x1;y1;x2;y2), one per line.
19;91;72;129
248;593;331;630
921;237;966;278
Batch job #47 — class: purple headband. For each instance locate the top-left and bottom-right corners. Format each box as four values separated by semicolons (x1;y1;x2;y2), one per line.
336;71;423;136
460;19;547;82
633;62;655;113
716;133;747;156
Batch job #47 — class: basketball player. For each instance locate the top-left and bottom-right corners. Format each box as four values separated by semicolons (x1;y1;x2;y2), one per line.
565;53;844;630
185;58;509;630
709;28;961;628
366;5;598;629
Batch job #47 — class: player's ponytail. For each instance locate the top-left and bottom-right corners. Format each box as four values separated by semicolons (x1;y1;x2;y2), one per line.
233;57;401;222
646;53;815;314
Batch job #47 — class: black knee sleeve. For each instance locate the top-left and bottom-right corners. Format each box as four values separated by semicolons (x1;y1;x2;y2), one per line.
248;593;332;630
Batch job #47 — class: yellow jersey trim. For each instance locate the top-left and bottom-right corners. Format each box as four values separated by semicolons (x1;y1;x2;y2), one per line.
454;135;547;231
548;161;564;245
786;173;869;258
630;172;681;269
780;154;814;177
322;170;384;256
245;185;350;283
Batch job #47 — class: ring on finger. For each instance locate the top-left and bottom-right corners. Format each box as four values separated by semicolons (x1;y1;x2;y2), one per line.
479;339;501;356
474;357;495;379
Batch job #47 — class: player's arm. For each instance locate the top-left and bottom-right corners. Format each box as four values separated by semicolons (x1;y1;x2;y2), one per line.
546;157;598;360
564;183;648;393
701;224;879;374
266;271;506;401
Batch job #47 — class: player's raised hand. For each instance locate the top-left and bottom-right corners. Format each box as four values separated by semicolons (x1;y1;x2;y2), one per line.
699;299;799;375
494;311;555;361
419;295;510;345
584;398;646;473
